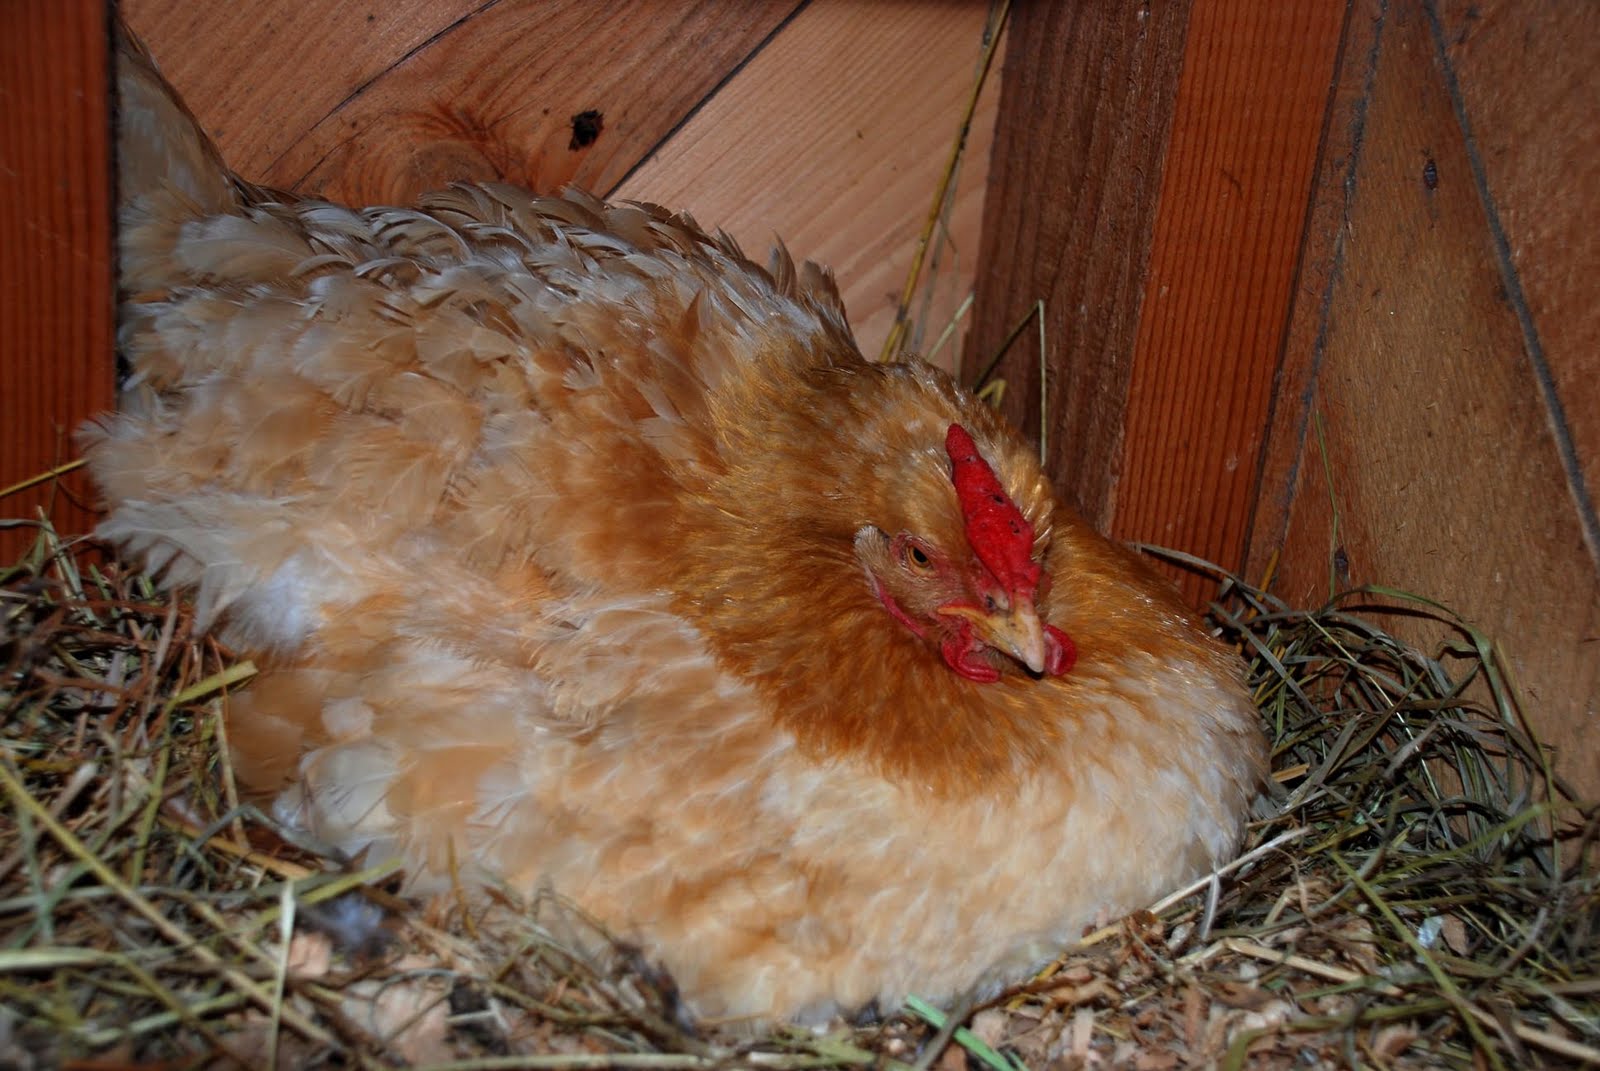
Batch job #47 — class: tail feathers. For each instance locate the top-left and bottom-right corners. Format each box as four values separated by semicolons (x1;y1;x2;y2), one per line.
115;19;249;288
115;19;235;217
115;17;256;328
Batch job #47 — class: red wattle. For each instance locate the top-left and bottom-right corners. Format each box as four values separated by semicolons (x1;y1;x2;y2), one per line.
1044;624;1076;676
941;623;1001;684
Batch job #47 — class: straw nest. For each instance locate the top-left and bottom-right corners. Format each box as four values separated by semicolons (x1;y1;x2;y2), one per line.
5;9;1597;1066
2;517;1594;1071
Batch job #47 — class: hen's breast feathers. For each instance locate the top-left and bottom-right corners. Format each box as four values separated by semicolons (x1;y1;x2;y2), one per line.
87;29;1267;1025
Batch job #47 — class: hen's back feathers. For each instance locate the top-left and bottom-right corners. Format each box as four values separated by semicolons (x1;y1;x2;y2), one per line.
87;28;1267;1026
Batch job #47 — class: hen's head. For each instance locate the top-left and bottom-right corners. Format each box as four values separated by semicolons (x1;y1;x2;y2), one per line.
853;423;1075;684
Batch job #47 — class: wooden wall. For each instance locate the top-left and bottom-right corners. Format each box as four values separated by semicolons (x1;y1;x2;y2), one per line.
115;0;999;370
1260;0;1600;796
2;0;1595;793
973;0;1598;796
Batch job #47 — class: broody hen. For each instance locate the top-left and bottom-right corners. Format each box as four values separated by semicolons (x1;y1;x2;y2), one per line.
85;29;1266;1024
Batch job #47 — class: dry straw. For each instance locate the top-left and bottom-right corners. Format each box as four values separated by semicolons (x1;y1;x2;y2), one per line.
2;517;1595;1069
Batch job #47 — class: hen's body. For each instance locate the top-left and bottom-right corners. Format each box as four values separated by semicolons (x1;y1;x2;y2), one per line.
87;31;1265;1023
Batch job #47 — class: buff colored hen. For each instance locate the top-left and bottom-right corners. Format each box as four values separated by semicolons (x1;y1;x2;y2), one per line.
85;28;1266;1025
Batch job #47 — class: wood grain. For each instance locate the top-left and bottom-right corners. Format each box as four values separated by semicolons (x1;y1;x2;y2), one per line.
1267;0;1600;796
966;0;1194;530
1432;0;1600;565
1246;0;1384;585
1115;2;1346;605
120;0;483;183
120;0;995;373
617;0;1001;371
124;1;800;205
0;0;114;552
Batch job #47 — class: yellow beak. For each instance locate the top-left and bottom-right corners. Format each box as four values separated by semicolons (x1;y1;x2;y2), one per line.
937;595;1048;674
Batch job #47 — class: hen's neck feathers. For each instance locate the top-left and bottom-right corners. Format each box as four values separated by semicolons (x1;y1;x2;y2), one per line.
653;356;1238;797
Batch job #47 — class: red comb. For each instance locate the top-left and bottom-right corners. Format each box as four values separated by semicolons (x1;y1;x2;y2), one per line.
945;424;1040;592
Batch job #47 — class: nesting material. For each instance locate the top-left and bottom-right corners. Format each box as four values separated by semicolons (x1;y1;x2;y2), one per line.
2;520;1593;1070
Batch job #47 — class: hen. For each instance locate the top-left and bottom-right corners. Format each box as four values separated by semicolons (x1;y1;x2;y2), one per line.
85;28;1266;1025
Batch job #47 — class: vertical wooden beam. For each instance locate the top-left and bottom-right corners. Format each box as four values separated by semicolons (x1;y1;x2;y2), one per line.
967;0;1194;533
1246;0;1384;593
968;0;1345;607
1116;3;1346;605
0;0;114;552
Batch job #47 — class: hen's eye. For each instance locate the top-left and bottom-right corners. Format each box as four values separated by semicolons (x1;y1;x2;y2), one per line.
904;542;932;570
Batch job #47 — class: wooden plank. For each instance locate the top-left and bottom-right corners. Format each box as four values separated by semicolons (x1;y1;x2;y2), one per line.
1246;0;1384;587
965;0;1194;531
1433;0;1600;562
121;0;484;183
121;1;988;367
0;0;114;552
125;1;799;204
616;0;1001;370
1267;0;1600;797
1115;2;1347;606
263;1;796;204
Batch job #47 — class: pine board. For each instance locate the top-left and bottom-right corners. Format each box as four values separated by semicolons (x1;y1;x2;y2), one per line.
1434;0;1600;558
120;0;484;184
124;1;800;205
1264;0;1600;796
617;0;1001;370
